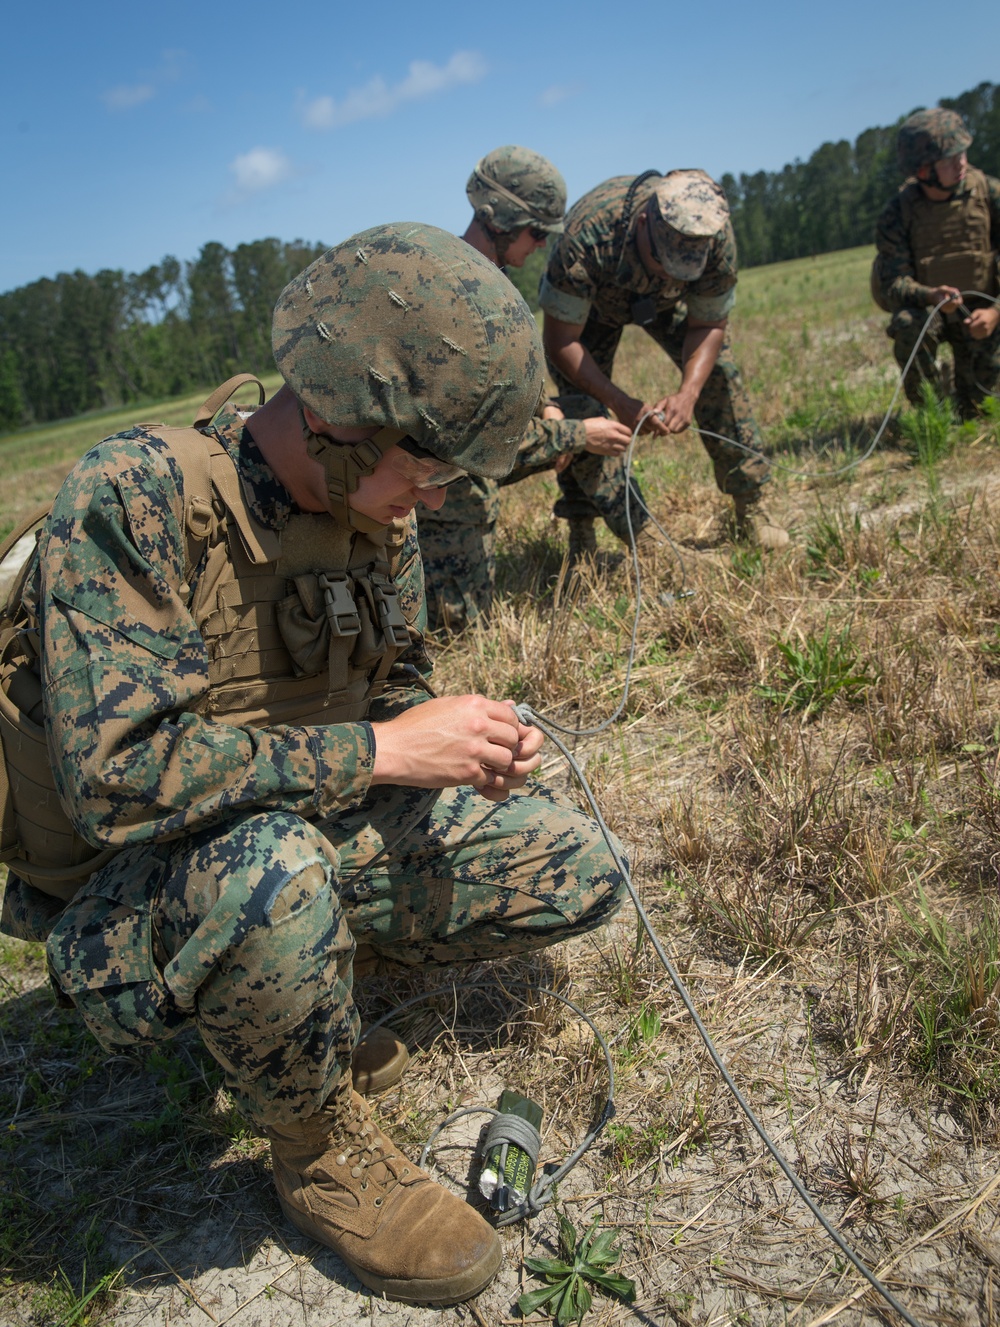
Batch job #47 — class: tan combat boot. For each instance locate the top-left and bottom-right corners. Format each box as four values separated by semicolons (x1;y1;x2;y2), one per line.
268;1077;502;1305
732;495;789;550
351;1023;410;1095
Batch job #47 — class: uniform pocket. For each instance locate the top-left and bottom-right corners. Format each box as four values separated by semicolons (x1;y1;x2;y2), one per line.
45;853;185;1048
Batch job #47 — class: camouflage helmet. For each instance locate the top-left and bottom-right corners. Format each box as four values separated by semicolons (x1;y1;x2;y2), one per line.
466;146;567;235
897;108;973;175
272;222;544;521
647;170;730;282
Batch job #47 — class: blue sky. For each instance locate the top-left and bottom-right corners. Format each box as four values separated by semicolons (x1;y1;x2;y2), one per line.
3;0;998;295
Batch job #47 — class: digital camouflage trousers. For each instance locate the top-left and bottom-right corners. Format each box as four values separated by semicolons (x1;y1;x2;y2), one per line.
888;306;1000;418
549;306;769;499
44;782;626;1126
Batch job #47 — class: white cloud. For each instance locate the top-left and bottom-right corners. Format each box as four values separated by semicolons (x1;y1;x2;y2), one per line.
102;83;155;111
539;84;580;108
301;50;487;130
101;50;187;112
229;147;294;197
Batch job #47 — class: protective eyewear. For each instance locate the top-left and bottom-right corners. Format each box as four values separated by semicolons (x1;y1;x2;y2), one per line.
391;448;467;489
528;225;550;243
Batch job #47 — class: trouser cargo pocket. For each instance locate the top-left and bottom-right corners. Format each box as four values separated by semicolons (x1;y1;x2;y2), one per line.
45;851;185;1049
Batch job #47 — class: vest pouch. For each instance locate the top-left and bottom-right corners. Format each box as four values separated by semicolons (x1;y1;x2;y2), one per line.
0;627;113;899
350;572;410;671
916;250;997;299
46;853;185;1049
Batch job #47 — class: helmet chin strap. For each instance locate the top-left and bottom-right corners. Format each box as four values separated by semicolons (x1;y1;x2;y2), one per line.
925;164;960;195
300;411;407;534
475;209;515;267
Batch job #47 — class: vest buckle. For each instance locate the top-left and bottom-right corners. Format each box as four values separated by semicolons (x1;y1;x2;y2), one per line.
371;581;410;649
318;573;361;637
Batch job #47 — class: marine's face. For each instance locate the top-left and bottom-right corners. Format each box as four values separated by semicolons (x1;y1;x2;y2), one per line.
503;224;550;268
933;151;968;189
919;151;968;190
347;445;451;523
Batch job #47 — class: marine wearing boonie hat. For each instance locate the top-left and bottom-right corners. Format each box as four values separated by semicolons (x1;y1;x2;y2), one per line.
646;170;731;281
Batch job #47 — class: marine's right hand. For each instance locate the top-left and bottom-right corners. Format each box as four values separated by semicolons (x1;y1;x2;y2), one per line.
582;417;634;456
930;284;963;314
370;695;542;799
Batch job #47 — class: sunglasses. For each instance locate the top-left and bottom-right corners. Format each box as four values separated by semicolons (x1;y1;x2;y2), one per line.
528;226;550;243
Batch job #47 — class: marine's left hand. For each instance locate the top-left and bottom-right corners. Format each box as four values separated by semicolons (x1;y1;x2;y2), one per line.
476;710;545;802
652;388;698;433
965;306;1000;340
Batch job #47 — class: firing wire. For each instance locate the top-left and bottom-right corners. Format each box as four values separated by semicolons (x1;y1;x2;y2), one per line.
358;979;616;1227
688;288;999;481
346;294;999;1315
511;701;927;1327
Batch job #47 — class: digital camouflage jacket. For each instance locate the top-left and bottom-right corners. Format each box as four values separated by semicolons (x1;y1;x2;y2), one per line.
29;404;429;854
539;174;739;329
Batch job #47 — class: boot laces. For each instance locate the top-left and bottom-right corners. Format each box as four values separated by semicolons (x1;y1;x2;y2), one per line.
333;1098;412;1194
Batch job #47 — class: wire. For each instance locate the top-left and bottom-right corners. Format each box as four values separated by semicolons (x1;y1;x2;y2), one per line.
687;287;999;481
358;978;616;1226
346;288;1000;1319
512;700;927;1327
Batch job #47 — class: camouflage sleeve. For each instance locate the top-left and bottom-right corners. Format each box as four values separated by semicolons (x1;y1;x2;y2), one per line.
875;194;934;309
40;432;374;850
539;233;599;325
686;221;738;322
515;414;588;470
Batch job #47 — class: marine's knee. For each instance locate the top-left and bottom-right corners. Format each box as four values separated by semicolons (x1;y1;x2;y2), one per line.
551;816;629;928
888;307;927;351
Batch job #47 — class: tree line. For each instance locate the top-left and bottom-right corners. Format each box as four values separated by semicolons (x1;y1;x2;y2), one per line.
2;82;997;435
720;81;999;267
0;239;326;433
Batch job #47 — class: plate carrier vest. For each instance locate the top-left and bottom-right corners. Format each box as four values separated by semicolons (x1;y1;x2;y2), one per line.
0;376;414;901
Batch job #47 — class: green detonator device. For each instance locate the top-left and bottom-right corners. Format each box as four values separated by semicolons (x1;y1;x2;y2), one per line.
477;1090;544;1213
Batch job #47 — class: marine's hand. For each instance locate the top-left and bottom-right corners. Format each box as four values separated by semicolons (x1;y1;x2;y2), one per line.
652;388;698;433
615;395;670;436
582;416;633;456
370;695;543;800
476;714;545;801
541;402;567;421
965;306;1000;340
930;284;963;314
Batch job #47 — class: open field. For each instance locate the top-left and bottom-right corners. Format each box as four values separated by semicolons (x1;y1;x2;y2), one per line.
5;243;1000;1326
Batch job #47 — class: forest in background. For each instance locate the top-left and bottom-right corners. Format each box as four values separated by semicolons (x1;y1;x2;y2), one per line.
2;81;997;435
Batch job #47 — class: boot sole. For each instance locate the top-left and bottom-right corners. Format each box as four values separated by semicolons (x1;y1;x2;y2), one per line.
277;1194;503;1306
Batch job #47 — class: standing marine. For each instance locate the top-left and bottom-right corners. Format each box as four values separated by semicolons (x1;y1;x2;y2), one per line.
540;169;788;550
418;145;635;633
0;224;625;1307
872;107;1000;418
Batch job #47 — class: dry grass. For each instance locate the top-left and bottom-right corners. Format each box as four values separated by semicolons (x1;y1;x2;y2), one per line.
5;245;1000;1324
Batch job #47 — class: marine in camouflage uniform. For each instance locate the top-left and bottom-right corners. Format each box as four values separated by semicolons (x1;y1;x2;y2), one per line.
418;146;636;632
873;108;1000;418
1;224;625;1307
540;170;787;548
